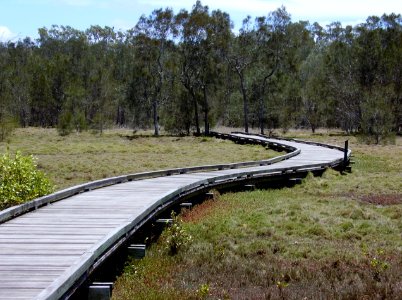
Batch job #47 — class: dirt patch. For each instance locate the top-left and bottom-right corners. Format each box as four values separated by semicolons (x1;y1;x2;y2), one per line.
360;194;402;205
336;193;402;206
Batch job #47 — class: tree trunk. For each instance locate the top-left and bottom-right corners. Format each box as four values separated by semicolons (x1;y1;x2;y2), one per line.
99;112;103;135
259;97;265;135
192;91;200;135
203;87;209;135
116;106;125;126
153;99;159;136
239;74;249;133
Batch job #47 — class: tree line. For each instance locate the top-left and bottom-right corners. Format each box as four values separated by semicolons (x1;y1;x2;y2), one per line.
0;1;401;142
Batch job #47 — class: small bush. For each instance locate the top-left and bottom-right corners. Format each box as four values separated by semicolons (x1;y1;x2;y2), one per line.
196;283;210;299
0;151;53;210
161;212;192;256
0;116;16;142
57;111;74;136
57;111;88;136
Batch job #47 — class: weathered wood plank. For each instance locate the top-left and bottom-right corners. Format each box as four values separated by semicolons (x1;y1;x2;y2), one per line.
0;281;53;289
0;289;43;299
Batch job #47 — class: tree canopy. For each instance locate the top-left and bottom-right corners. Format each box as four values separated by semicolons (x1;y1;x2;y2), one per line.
0;2;401;142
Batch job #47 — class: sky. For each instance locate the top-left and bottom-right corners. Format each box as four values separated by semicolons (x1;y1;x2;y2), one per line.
1;0;401;42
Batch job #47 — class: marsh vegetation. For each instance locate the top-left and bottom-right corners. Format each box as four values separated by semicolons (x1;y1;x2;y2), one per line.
0;127;276;191
112;132;401;299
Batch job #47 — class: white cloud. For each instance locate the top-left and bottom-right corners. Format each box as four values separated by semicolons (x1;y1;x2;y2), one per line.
0;26;15;42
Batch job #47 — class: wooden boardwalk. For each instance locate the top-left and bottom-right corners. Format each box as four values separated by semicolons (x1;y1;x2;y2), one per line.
0;133;350;300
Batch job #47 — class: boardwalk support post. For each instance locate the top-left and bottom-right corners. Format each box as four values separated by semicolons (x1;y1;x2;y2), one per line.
244;184;256;191
205;192;214;199
156;218;173;226
180;202;193;209
287;178;303;187
128;244;146;259
343;140;352;172
88;282;113;300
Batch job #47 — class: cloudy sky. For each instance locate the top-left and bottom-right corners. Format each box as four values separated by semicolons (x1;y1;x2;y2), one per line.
1;0;401;42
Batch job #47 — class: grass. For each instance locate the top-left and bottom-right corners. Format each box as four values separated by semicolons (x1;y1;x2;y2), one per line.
112;131;402;300
0;128;276;190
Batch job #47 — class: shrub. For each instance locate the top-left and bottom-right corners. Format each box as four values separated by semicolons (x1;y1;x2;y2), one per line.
161;212;192;256
0;116;16;142
0;151;53;210
57;111;88;136
57;110;74;136
196;283;210;299
360;88;395;144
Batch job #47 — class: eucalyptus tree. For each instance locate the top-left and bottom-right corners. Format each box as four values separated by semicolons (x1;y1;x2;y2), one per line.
131;8;177;136
353;14;402;141
0;43;13;140
299;50;327;133
253;8;293;134
176;2;208;135
226;16;255;133
84;26;119;134
324;23;361;133
176;1;231;134
278;20;316;131
381;13;402;133
113;31;132;126
5;38;34;127
228;7;290;134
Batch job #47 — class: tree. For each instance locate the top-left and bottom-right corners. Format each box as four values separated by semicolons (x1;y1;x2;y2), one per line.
6;39;34;127
176;2;231;135
228;7;290;134
85;26;119;134
0;44;15;141
227;17;255;133
324;24;361;133
176;2;206;135
360;86;395;143
28;57;54;127
300;50;327;133
133;8;177;136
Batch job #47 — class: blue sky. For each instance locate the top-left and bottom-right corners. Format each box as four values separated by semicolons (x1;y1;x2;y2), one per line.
1;0;401;42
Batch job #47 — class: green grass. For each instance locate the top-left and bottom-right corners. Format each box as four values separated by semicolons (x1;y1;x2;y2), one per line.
112;132;402;300
0;128;276;190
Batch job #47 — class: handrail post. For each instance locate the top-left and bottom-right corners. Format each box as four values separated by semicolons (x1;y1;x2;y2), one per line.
343;140;349;167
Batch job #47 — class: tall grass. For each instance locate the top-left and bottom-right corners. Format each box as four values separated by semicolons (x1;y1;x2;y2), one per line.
0;128;275;190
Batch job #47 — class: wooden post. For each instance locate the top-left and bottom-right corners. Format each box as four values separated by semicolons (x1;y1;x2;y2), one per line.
288;178;302;185
180;202;193;209
128;244;146;259
244;184;256;191
344;140;349;167
88;282;113;300
205;192;214;200
156;218;173;225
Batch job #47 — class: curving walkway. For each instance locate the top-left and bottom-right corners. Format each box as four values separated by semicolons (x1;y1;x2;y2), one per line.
0;133;350;300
